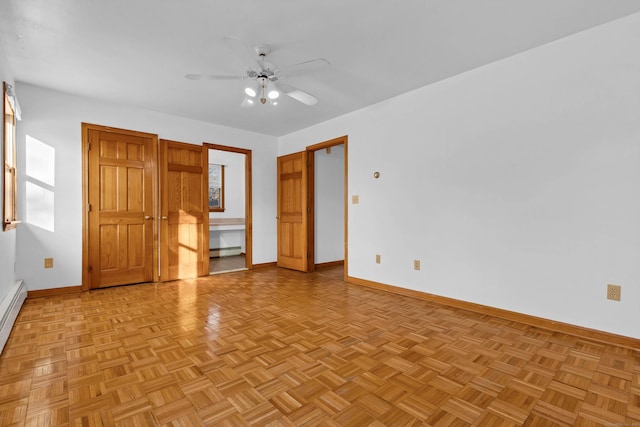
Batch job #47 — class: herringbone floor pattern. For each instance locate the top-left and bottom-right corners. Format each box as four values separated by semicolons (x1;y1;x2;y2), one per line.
0;267;639;426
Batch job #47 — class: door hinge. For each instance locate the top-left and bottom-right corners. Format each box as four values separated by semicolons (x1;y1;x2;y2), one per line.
87;203;92;212
88;265;93;272
87;143;91;151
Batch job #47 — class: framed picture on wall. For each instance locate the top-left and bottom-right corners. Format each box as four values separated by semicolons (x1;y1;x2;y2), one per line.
208;164;225;212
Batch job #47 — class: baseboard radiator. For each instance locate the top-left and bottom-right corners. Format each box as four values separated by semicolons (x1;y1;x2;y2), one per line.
0;280;27;355
210;246;242;258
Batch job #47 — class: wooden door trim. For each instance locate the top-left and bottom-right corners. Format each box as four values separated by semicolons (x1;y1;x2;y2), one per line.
81;123;160;291
203;143;253;269
307;151;316;273
306;135;348;280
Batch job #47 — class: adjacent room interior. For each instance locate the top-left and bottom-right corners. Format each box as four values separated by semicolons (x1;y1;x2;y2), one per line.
208;147;248;274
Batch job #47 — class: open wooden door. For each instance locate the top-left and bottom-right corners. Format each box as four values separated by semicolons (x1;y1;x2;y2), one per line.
85;125;156;289
159;140;209;281
277;151;309;271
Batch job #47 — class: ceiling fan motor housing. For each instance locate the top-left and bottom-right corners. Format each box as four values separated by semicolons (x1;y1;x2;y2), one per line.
254;44;271;57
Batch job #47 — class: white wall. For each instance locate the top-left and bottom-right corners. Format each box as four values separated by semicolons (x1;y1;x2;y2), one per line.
315;145;344;264
15;83;277;291
280;13;640;338
0;37;16;305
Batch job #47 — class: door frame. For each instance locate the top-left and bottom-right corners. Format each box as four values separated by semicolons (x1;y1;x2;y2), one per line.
81;123;160;291
306;135;348;280
203;142;253;269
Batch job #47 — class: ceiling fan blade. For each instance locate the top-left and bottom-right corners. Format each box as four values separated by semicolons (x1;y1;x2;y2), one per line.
223;35;263;71
279;58;330;78
276;82;318;106
185;74;242;80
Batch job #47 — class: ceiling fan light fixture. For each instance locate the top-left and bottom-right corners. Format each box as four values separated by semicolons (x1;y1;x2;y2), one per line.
244;86;257;97
265;80;279;100
267;89;279;100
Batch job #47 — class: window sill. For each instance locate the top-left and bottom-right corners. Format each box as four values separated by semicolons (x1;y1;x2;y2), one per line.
3;220;21;231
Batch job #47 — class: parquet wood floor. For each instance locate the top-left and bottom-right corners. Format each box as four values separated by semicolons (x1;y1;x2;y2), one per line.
1;266;639;426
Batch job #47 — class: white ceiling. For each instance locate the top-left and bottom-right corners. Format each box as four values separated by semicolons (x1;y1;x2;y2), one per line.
2;1;640;137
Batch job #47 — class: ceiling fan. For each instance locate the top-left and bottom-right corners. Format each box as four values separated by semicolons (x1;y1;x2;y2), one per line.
186;36;330;107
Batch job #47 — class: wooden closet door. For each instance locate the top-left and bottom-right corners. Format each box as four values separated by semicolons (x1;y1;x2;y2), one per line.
159;139;208;281
86;126;156;289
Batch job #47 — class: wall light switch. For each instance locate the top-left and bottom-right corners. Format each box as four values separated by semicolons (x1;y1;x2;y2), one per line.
352;195;359;204
44;258;54;269
376;254;381;264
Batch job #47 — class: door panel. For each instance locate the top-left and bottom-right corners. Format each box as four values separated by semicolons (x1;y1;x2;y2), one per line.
160;140;208;281
277;151;308;271
87;128;155;289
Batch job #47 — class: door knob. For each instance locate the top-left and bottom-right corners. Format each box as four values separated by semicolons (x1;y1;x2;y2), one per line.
144;215;152;220
161;216;168;220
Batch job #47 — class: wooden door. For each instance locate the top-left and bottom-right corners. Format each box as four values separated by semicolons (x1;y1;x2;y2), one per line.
86;126;156;289
277;151;308;271
159;140;208;280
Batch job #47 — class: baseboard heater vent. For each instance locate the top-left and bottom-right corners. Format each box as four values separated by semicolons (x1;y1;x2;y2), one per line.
0;280;27;355
210;246;242;258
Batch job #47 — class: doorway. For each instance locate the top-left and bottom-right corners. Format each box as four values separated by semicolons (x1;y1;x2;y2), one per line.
204;143;253;274
276;135;348;278
307;136;348;279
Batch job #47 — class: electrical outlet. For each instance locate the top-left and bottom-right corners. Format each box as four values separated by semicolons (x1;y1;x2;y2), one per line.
414;259;420;271
44;258;53;269
375;254;381;264
607;284;621;301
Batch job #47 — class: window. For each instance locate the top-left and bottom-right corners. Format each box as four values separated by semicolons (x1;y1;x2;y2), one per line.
3;82;17;231
208;163;225;212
